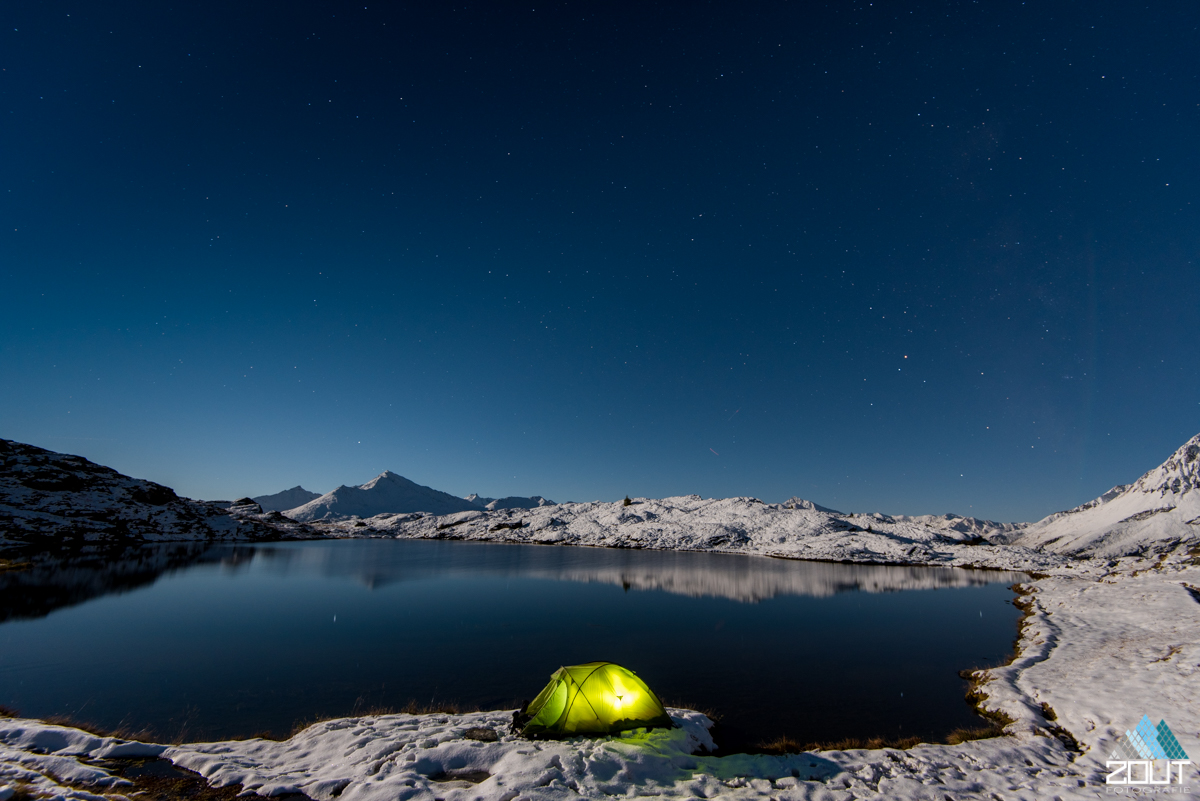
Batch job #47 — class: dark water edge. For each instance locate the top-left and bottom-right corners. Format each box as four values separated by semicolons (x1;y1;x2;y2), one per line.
0;539;1027;753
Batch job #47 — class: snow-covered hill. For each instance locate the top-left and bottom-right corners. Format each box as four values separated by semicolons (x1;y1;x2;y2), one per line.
0;439;316;552
780;497;842;514
286;471;477;521
253;486;322;512
320;495;1069;572
1002;433;1200;556
886;513;1023;540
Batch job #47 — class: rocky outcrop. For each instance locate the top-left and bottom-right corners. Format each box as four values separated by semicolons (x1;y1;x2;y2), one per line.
0;439;319;552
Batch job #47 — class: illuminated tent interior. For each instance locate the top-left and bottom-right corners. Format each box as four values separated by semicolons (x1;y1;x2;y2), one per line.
516;661;674;738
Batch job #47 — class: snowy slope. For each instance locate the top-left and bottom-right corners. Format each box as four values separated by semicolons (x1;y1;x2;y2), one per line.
323;495;1069;572
253;486;322;512
888;513;1023;540
286;471;477;521
0;439;316;551
1007;433;1200;556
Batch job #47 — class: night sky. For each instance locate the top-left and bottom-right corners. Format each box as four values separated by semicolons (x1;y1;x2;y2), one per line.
3;2;1197;521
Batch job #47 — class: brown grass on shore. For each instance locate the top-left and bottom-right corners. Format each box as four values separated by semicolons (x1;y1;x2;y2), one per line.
756;734;924;754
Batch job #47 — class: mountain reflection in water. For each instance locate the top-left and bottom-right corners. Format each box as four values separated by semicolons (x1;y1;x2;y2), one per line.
1;539;1025;623
248;539;1027;601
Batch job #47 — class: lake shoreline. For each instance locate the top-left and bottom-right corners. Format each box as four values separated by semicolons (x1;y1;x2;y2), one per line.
3;534;1197;800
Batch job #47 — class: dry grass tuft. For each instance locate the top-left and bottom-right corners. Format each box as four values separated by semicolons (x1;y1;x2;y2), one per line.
39;714;154;742
756;734;923;754
7;781;38;801
397;700;480;716
44;757;273;801
661;700;723;722
945;724;1005;744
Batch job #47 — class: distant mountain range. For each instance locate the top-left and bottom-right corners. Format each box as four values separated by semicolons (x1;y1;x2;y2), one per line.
4;432;1198;560
282;472;556;522
465;493;555;511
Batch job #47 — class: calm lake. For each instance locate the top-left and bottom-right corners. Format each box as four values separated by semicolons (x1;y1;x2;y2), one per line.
0;539;1026;753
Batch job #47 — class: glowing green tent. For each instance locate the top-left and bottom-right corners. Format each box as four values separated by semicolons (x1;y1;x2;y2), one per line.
515;662;673;738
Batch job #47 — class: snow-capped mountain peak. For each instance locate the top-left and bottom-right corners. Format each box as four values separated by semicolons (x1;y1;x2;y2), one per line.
286;471;476;521
1012;432;1200;556
1129;433;1200;497
781;497;843;514
253;486;321;513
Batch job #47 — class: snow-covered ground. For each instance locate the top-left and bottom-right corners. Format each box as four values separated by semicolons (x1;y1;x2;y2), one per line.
2;433;1199;800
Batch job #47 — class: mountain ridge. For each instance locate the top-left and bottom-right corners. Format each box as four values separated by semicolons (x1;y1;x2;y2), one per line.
1001;433;1200;556
286;471;477;521
253;486;322;513
0;439;315;551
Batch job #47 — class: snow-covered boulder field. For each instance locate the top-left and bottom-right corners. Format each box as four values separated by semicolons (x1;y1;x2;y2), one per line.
0;439;318;552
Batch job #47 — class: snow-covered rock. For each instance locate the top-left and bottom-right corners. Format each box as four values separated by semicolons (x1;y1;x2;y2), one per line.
253;486;322;512
287;471;478;521
1007;433;1200;556
0;716;164;801
0;439;316;551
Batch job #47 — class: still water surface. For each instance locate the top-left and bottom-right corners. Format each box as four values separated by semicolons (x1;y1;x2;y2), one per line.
0;539;1026;752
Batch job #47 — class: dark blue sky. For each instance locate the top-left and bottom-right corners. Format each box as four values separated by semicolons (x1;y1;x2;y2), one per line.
3;1;1197;521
